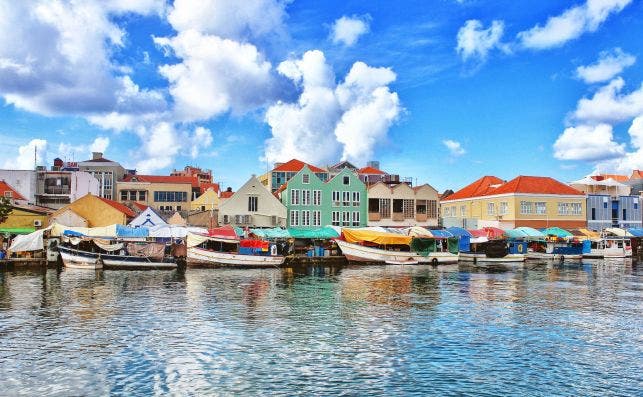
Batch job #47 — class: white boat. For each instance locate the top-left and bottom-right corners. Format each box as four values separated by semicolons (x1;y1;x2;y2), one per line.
526;252;582;261
335;239;458;264
583;238;632;259
187;246;285;267
58;246;177;270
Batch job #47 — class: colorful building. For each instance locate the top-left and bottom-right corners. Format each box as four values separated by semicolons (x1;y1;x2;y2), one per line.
49;193;135;227
191;187;220;211
259;159;329;193
278;166;367;229
116;174;199;213
218;176;286;228
0;171;36;204
0;204;52;235
441;175;587;230
0;181;28;205
35;168;100;209
366;182;439;227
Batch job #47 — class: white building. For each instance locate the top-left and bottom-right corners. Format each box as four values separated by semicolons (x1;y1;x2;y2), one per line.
218;176;287;228
0;170;37;204
35;170;100;209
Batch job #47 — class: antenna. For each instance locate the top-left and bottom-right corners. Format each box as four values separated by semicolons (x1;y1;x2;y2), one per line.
34;145;37;170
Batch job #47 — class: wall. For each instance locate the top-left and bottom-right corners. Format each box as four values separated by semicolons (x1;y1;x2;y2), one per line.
190;189;219;211
0;208;48;229
219;176;287;228
50;194;127;226
368;182;439;227
0;170;36;203
116;181;193;212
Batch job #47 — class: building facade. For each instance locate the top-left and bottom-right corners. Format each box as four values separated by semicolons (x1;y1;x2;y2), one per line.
218;176;287;228
116;175;198;214
0;170;37;204
35;169;100;209
366;182;439;227
260;159;329;193
78;152;127;200
441;175;587;230
279;166;367;229
49;194;135;227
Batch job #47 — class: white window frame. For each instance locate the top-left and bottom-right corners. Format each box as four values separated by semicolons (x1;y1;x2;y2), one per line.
301;210;310;226
332;211;340;226
291;189;300;205
342;191;350;206
535;202;546;215
352;191;360;206
302;173;310;184
352;211;360;226
313;190;321;206
498;201;508;216
460;205;466;217
313;210;321;226
290;210;299;226
342;211;350;226
520;201;532;215
332;191;340;207
302;190;311;206
487;202;495;215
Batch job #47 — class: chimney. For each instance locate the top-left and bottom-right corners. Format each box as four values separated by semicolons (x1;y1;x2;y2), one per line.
92;152;103;160
226;187;232;192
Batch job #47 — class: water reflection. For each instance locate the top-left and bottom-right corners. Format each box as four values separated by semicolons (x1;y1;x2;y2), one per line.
0;261;641;396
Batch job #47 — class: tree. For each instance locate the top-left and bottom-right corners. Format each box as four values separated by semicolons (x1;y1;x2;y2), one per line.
0;196;12;224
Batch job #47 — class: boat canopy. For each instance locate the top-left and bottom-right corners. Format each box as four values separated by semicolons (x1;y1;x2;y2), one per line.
0;227;36;235
288;227;339;239
342;228;412;245
116;224;149;238
569;228;600;239
604;227;633;237
425;229;454;238
627;228;643;237
52;223;118;238
514;227;545;239
7;226;53;252
542;227;573;238
187;226;239;248
446;227;471;238
504;229;528;239
250;227;291;239
482;227;505;239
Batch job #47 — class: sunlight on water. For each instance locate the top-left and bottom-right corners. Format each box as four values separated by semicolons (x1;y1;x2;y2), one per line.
1;262;641;395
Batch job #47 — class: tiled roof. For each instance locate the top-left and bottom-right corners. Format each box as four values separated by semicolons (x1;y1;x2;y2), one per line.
358;166;386;175
220;191;234;198
273;159;326;173
442;176;504;201
630;170;643;180
10;204;53;214
0;181;26;201
123;174;199;188
97;196;136;217
200;182;220;194
131;202;148;211
492;176;584;196
591;174;629;183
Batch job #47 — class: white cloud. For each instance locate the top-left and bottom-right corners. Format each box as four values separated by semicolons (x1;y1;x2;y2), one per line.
90;137;110;153
518;0;632;49
330;15;370;47
456;20;504;60
553;123;625;161
2;139;48;170
264;50;401;166
573;77;643;123
189;127;213;158
443;139;466;156
590;117;643;173
134;122;181;173
576;48;635;84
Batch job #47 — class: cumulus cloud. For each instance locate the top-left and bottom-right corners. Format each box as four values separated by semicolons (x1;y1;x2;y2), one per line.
189;127;213;158
518;0;632;49
2;139;48;170
576;48;635;84
264;50;401;166
443;139;466;156
90;137;110;153
456;20;505;61
553;123;625;161
330;15;370;47
589;117;643;173
573;77;643;123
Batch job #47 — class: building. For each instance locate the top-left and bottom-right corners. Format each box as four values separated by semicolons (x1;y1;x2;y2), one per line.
0;204;52;235
278;166;367;229
128;206;166;228
34;167;100;210
170;166;213;185
0;181;28;205
357;163;413;186
0;170;37;204
327;160;358;178
191;187;220;211
78;152;127;200
628;170;643;196
260;159;329;193
218;176;286;228
441;175;587;230
49;193;135;227
366;182;439;227
116;174;199;214
571;175;641;230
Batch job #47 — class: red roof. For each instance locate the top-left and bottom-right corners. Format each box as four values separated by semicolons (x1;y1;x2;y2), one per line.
219;191;234;199
358;166;385;175
443;176;504;201
591;174;629;183
206;225;239;240
273;159;326;173
631;170;643;180
0;181;26;201
97;196;136;217
123;174;199;188
200;182;220;194
131;202;148;211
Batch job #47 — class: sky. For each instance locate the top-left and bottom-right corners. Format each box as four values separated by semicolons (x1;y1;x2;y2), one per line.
1;0;643;192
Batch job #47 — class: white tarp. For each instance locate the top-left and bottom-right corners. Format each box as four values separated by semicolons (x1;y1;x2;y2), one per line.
50;223;118;237
149;225;207;238
129;207;166;228
8;225;53;252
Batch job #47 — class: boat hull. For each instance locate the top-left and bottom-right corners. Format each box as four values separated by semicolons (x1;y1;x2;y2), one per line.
58;246;176;270
526;252;582;261
583;249;631;259
459;252;525;263
187;247;285;267
336;240;458;264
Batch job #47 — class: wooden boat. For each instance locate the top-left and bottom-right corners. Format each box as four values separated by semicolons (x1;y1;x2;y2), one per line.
458;240;526;264
187;246;285;267
525;240;584;262
335;238;458;265
58;245;177;270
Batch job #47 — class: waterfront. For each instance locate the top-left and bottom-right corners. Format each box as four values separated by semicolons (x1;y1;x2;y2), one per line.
1;262;641;396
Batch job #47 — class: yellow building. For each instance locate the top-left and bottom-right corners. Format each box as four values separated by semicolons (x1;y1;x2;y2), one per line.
116;175;197;213
49;193;135;227
191;187;220;211
0;204;52;234
441;175;587;230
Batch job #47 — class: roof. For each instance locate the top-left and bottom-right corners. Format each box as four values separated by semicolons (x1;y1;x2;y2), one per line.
591;174;629;183
273;159;326;173
123;174;199;188
200;182;220;194
81;156;116;163
10;204;53;214
0;181;26;201
131;202;148;211
97;197;136;217
443;176;504;201
220;190;234;199
630;170;643;180
358;166;385;175
492;176;584;196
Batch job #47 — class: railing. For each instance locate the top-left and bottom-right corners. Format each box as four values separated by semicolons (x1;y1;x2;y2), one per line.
40;187;71;195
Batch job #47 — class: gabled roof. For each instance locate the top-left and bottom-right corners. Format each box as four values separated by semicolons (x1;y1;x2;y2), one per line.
81;156;116;163
358;166;386;175
492;176;584;196
630;170;643;180
10;204;53;214
122;174;199;188
97;196;136;217
272;159;326;173
443;176;504;201
329;160;358;170
200;182;220;194
591;174;629;183
220;190;234;199
131;202;148;211
0;181;26;201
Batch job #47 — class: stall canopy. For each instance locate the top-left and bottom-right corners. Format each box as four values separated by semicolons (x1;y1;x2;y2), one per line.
482;227;505;239
7;226;53;252
288;227;339;239
251;228;291;239
116;224;149;238
514;227;545;239
468;229;487;238
542;227;573;238
627;228;643;237
446;227;472;237
342;228;412;245
604;227;633;237
424;229;454;238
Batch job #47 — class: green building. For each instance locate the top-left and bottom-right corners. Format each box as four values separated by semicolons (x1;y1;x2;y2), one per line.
279;165;367;229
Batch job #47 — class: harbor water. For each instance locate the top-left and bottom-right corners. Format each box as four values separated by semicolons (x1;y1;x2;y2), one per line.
1;262;641;396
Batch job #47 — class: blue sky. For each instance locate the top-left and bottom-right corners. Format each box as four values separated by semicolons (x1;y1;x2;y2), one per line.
1;0;643;192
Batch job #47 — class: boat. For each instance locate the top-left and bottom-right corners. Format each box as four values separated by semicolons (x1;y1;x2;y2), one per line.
583;237;632;259
447;227;526;264
336;228;459;265
525;240;585;262
186;225;285;267
58;243;178;270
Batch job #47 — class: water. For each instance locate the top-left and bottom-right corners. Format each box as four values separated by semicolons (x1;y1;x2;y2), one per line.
1;262;641;396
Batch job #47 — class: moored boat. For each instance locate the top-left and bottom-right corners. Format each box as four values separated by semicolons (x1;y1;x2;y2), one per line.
447;227;526;264
58;245;177;269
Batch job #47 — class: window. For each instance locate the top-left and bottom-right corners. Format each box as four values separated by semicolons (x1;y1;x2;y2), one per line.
416;200;427;214
428;200;437;218
176;205;181;211
313;190;321;206
4;191;11;198
571;203;582;216
290;210;299;226
342;191;350;206
379;198;391;218
520;201;533;214
154;191;187;202
290;189;300;205
302;173;310;184
332;191;340;206
603;202;608;209
248;196;258;212
622;209;627;220
313;210;321;226
591;208;596;220
302;210;310;226
342;211;350;226
352;211;360;226
332;211;340;226
302;190;311;206
460;205;466;217
129;191;137;201
393;199;403;213
223;215;229;224
138;191;146;201
352;191;360;206
535;202;546;215
343;176;350;185
499;202;508;215
403;200;415;218
201;205;206;211
487;203;495;215
120;191;128;201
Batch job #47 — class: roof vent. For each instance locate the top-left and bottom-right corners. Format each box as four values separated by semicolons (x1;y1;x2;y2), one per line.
92;152;103;160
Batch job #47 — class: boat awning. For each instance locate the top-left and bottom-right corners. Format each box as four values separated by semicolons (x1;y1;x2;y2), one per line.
116;224;149;237
207;225;240;240
402;226;433;237
542;227;573;238
425;229;454;238
482;227;505;239
342;228;412;245
504;229;528;239
250;227;291;239
571;228;601;239
7;226;53;252
446;227;472;238
514;227;545;239
627;228;643;237
288;227;339;239
51;223;118;238
604;227;632;237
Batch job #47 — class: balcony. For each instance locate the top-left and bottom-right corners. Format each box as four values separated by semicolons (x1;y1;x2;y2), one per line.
39;187;71;195
368;212;381;221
